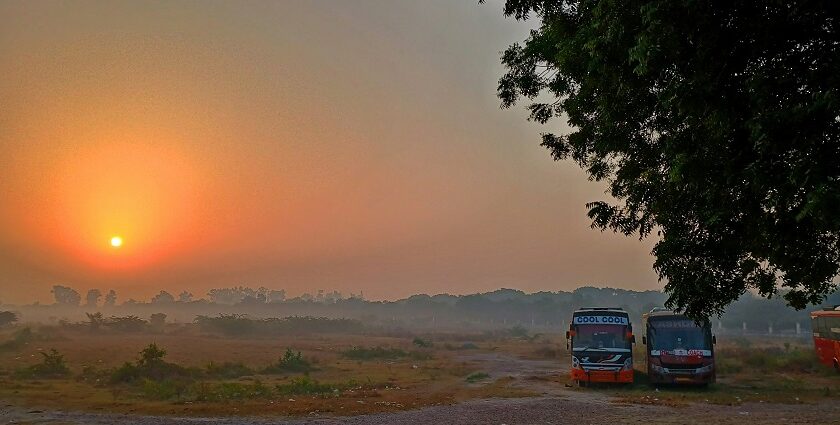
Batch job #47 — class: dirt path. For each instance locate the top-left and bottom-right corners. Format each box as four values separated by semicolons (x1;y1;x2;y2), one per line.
3;353;839;424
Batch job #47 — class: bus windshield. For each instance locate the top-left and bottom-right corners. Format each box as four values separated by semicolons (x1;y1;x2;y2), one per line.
648;319;711;351
573;324;631;352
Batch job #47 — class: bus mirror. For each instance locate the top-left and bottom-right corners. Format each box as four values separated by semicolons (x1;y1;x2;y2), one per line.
565;331;570;340
712;335;717;345
642;336;647;345
631;335;636;344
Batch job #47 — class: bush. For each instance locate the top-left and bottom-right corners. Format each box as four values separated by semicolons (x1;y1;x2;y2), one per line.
110;343;193;383
106;316;147;332
413;337;433;348
342;346;407;360
205;361;254;379
0;311;18;327
717;344;823;375
465;372;490;383
17;349;70;378
141;378;189;400
262;348;314;374
0;327;33;351
275;376;340;396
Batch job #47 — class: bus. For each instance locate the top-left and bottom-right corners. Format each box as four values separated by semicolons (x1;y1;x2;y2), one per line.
641;308;715;385
810;306;840;373
565;307;634;385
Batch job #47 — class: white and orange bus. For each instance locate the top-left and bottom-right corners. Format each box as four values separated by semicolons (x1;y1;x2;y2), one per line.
566;307;635;385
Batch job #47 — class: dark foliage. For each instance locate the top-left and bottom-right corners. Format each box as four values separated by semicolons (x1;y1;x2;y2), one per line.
0;311;17;327
16;348;70;378
487;0;840;318
110;343;194;383
194;314;364;336
261;348;315;374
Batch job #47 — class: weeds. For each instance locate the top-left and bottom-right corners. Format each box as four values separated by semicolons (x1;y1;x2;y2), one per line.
205;361;254;379
262;348;315;374
275;376;341;396
412;337;433;348
110;343;195;383
16;348;70;378
0;327;33;352
465;372;490;383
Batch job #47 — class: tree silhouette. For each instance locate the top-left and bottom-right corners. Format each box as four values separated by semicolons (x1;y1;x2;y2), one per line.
51;285;81;306
487;0;840;318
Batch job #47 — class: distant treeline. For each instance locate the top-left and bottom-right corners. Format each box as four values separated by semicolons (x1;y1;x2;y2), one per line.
2;286;838;334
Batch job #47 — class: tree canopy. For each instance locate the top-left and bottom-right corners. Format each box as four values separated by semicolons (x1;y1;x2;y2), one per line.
487;0;840;318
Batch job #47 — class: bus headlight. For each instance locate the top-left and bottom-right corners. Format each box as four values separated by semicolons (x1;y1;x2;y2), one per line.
622;357;633;371
572;356;580;369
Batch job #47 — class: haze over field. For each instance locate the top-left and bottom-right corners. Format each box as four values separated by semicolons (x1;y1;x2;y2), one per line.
0;0;657;304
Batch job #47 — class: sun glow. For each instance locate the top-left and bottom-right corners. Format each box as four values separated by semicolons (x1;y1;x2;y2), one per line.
110;236;123;248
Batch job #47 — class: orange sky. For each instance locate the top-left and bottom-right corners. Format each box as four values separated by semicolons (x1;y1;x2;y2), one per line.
0;0;658;304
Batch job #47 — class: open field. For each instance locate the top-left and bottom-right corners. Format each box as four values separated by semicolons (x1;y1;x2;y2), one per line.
1;323;839;424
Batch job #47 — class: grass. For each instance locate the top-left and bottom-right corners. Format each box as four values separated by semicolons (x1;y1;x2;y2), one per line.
261;348;315;374
15;348;71;378
465;372;490;383
341;346;433;361
604;339;840;407
0;328;499;416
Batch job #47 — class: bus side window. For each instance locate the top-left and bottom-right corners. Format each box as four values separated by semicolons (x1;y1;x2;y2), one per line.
828;317;840;341
815;317;827;337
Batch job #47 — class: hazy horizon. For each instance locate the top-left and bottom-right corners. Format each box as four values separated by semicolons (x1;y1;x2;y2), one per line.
0;0;658;305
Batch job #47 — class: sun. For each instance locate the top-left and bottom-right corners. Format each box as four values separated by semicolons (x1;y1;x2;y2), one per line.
110;236;123;248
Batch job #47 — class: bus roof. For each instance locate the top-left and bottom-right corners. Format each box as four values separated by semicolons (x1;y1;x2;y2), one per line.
573;307;627;315
811;306;840;318
642;308;681;319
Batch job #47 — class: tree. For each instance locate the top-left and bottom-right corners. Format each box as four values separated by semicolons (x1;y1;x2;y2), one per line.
0;311;18;327
150;313;167;329
487;0;840;318
51;285;81;306
104;290;117;307
177;291;193;303
150;291;175;304
85;312;104;331
85;289;102;307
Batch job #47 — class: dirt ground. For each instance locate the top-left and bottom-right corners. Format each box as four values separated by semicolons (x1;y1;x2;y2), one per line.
3;350;840;425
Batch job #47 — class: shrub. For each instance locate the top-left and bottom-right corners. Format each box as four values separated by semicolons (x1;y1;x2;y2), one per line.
205;361;254;379
465;372;490;383
194;315;364;337
106;316;147;332
413;337;433;348
0;327;33;351
17;349;70;378
342;346;408;360
262;348;314;374
141;378;189;401
275;376;340;396
110;343;193;383
0;311;19;327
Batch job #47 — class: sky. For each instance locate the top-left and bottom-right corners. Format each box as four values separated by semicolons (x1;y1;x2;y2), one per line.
0;0;658;304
